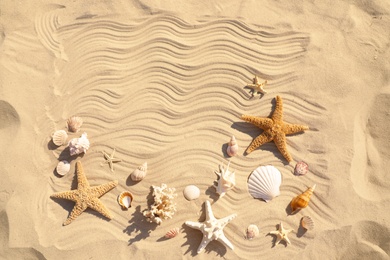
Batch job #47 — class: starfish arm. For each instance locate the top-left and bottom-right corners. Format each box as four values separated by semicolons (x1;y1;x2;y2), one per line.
102;151;110;160
218;214;237;228
241;115;273;129
75;161;90;189
63;201;87;226
271;95;284;122
197;236;212;254
273;132;293;162
204;201;215;221
50;190;79;202
245;131;274;154
284;236;291;244
217;234;234;250
282;123;309;135
88;197;114;219
89;180;118;198
185;221;203;230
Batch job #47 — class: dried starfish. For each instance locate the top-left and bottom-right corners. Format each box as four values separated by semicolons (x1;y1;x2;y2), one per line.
246;75;268;95
269;222;293;245
241;95;309;162
185;200;237;254
101;148;122;172
51;161;118;225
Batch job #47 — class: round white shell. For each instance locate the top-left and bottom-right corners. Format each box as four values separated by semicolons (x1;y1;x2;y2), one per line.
301;216;314;230
66;116;83;133
56;160;70;176
68;132;90;156
165;227;180;239
247;165;282;202
246;224;259;240
52;130;68;146
183;185;200;201
131;162;147;181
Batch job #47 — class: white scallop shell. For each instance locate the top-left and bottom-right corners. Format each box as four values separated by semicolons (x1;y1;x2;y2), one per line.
56;160;70;176
165;227;180;239
52;130;68;146
183;185;200;201
117;191;133;209
227;135;238;157
246;224;259;240
301;216;314;230
247;165;282;202
68;132;90;156
130;162;147;181
66;116;83;133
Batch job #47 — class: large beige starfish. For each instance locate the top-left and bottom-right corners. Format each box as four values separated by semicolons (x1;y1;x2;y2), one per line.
246;75;268;95
101;148;122;172
269;222;293;245
185;201;237;254
51;161;118;225
241;95;309;162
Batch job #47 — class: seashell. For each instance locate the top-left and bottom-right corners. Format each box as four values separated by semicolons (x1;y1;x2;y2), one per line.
165;227;180;239
66;116;83;133
247;165;282;202
183;185;200;201
56;160;70;176
301;216;314;230
246;224;259;240
290;184;316;213
130;162;147;181
294;161;308;176
52;130;68;146
213;160;235;197
117;191;133;210
227;135;238;157
68;132;90;156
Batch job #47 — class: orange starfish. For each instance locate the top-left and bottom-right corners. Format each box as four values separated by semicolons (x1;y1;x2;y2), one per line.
241;95;308;162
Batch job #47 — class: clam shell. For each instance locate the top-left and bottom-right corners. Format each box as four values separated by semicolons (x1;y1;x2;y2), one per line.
247;165;282;202
130;162;147;181
290;184;316;213
66;116;83;133
227;135;238;157
165;227;180;239
294;161;308;176
301;216;314;230
56;160;70;176
246;224;259;240
183;185;200;201
117;191;133;209
68;132;90;156
52;130;68;146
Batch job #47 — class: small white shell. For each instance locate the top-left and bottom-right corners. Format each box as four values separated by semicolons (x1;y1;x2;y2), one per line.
294;161;309;176
183;185;200;201
165;227;180;239
227;135;238;157
68;132;90;156
301;216;314;230
56;160;70;176
130;162;147;181
214;161;235;198
117;191;133;209
246;224;259;240
66;116;83;133
52;130;68;146
247;165;282;202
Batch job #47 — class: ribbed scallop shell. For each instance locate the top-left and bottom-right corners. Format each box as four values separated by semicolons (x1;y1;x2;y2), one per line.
66;116;83;133
290;184;316;213
301;216;314;230
247;165;282;202
227;135;238;157
130;162;147;181
52;130;68;146
246;224;259;240
117;191;133;210
165;227;180;239
294;161;308;176
68;132;90;156
56;160;70;176
183;185;200;201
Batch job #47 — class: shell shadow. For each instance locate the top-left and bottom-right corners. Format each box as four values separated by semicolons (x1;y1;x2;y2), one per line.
221;143;229;158
297;221;307;238
125;170;140;186
124;205;158;245
47;139;59;150
205;184;219;203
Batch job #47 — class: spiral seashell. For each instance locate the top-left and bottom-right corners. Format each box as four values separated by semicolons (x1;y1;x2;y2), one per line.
117;191;133;210
56;160;70;176
246;224;259;240
301;216;314;230
165;227;180;239
66;116;83;133
227;135;238;157
214;160;235;198
183;185;200;201
290;184;316;213
130;162;147;181
294;161;308;176
52;130;68;146
247;165;282;202
68;132;90;156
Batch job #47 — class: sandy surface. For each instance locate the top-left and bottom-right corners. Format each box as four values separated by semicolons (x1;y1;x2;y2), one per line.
1;0;390;259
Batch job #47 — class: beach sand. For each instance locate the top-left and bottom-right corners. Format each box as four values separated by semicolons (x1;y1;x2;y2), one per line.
1;0;390;259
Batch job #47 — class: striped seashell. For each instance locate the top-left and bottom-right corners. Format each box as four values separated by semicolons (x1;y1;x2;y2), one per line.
294;161;308;176
52;130;68;146
247;165;282;202
246;224;259;240
56;160;70;176
290;184;316;213
130;162;147;181
227;135;238;157
165;227;180;239
117;191;133;210
183;185;200;201
301;216;314;230
66;116;83;133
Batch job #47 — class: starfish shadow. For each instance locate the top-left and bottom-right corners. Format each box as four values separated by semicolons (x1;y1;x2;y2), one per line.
243;85;265;100
124;205;158;245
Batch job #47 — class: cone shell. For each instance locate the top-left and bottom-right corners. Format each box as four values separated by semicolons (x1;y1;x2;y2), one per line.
66;116;83;133
246;224;259;240
183;185;200;201
247;165;282;202
301;216;314;230
117;191;133;209
56;160;70;176
165;227;180;239
227;135;238;157
131;162;147;181
294;161;308;176
290;184;316;213
52;130;68;146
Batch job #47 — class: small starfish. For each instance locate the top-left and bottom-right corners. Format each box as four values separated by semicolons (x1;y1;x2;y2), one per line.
185;201;237;254
241;95;309;162
51;161;118;225
246;75;268;95
269;222;293;246
101;148;122;172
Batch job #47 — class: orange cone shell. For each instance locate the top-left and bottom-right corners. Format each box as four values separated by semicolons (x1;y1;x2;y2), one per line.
290;184;316;213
